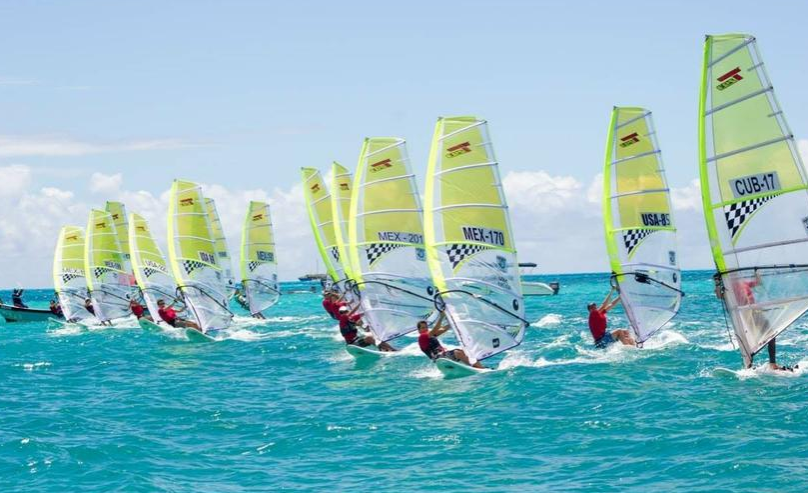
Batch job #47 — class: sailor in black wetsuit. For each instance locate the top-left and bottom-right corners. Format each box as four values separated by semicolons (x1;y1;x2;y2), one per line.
11;289;27;308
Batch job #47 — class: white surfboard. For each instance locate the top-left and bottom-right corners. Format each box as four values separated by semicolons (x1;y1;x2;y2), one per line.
186;327;216;342
435;358;492;378
138;318;163;331
345;344;386;359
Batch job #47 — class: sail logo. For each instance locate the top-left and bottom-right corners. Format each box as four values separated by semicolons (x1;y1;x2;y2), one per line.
716;67;743;91
370;159;393;173
619;132;640;148
66;234;80;242
257;250;274;262
111;213;120;220
462;226;505;247
377;231;424;244
96;222;106;229
496;255;507;272
252;213;264;221
104;260;122;271
730;171;780;198
310;183;321;194
136;225;147;232
339;182;350;191
415;248;426;261
446;141;472;158
640;212;671;227
180;198;194;207
199;251;216;265
668;251;676;266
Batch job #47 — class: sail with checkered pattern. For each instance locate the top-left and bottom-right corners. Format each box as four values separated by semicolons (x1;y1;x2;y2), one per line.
424;117;526;363
240;201;280;316
205;198;235;293
167;180;233;333
85;209;136;322
347;137;434;343
699;34;808;367
53;226;96;323
301;167;345;284
129;213;178;322
603;107;681;343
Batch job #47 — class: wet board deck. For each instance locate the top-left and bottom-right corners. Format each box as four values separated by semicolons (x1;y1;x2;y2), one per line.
138;318;163;331
435;358;492;378
345;344;385;359
186;327;216;342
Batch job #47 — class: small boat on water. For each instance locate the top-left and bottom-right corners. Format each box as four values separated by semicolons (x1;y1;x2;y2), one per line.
519;263;560;296
0;304;61;323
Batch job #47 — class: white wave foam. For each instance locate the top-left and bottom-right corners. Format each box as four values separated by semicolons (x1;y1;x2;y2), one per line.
533;313;563;328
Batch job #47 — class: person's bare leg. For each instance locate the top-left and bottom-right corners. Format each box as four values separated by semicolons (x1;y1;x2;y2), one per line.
614;329;636;346
455;349;485;368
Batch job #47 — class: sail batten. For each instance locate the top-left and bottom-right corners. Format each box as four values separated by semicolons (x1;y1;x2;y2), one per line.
347;137;434;343
699;33;808;367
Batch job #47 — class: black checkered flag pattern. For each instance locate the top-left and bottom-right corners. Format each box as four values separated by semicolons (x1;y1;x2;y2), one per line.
723;194;777;239
61;272;83;284
622;229;656;255
182;260;206;275
144;267;160;278
92;266;112;280
330;247;340;263
248;261;260;272
365;243;403;265
447;244;489;268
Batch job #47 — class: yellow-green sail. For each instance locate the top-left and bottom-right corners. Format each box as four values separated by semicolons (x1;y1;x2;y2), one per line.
205;198;235;290
699;34;808;367
300;167;344;283
603;107;681;343
84;209;135;322
167;180;233;332
424;116;526;363
347;137;433;343
53;226;95;322
105;201;131;264
331;161;355;283
239;201;280;316
129;213;178;321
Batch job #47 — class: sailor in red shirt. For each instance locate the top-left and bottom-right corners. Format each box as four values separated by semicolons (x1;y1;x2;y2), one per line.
322;290;346;319
417;311;483;368
156;299;201;330
129;298;153;322
720;271;790;371
587;286;635;348
337;305;396;351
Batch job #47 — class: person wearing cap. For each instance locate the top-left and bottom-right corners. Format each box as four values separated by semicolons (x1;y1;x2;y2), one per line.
337;304;395;351
157;299;200;330
129;298;153;321
587;286;635;348
322;290;344;319
417;311;483;368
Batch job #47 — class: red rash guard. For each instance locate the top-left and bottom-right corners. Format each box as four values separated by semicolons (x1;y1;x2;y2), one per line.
338;312;361;342
588;310;607;341
131;303;145;318
158;307;177;325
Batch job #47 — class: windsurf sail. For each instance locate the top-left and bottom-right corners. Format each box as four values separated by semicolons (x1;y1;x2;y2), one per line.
240;201;280;316
129;213;179;321
301;167;346;284
347;137;434;343
53;226;95;323
331;161;355;285
424;116;528;362
205;198;235;292
699;34;808;367
84;209;136;322
167;180;233;332
603;107;682;343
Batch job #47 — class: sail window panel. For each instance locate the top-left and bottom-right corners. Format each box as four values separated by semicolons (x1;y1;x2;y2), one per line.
614;155;665;195
438;165;501;207
361;177;420;214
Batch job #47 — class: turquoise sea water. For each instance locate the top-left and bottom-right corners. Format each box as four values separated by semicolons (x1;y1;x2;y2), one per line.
2;272;808;492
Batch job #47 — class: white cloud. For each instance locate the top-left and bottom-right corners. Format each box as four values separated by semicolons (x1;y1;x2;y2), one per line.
89;172;123;194
670;179;702;211
502;170;583;211
0;76;37;85
0;164;33;197
0;135;200;157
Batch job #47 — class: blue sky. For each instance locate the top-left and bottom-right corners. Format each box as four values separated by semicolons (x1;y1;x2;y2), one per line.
1;0;807;285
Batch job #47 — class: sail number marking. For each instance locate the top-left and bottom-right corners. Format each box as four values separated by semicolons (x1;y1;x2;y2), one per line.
462;226;505;247
730;172;780;198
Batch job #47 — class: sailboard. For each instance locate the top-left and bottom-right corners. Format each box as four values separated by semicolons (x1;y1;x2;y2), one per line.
347;137;434;345
435;357;491;378
240;201;281;316
84;209;136;323
424;116;529;365
344;343;385;359
699;34;808;368
300;167;347;286
603;107;683;344
205;198;236;293
128;213;180;324
53;226;96;323
167;180;234;334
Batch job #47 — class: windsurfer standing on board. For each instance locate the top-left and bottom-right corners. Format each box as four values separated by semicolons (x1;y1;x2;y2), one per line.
417;311;484;368
716;271;792;371
588;286;635;348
